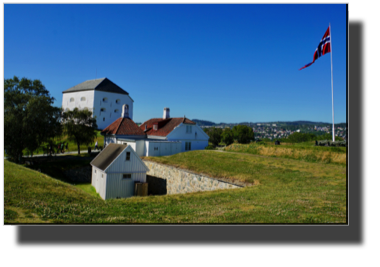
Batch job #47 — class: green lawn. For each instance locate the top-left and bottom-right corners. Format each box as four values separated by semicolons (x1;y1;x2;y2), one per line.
224;142;346;165
4;148;347;224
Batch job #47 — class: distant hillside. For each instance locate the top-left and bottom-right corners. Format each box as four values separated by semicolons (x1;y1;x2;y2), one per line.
192;119;346;127
192;119;216;126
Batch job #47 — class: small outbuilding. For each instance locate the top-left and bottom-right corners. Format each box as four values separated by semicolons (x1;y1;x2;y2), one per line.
90;143;149;200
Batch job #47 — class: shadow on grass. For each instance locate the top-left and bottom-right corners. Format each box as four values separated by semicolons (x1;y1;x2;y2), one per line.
23;155;94;185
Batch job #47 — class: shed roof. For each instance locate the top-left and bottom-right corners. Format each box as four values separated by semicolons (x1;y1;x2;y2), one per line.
63;78;129;95
90;144;127;171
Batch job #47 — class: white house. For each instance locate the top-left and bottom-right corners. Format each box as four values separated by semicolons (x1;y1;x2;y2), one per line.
101;107;209;157
90;143;149;200
62;78;134;130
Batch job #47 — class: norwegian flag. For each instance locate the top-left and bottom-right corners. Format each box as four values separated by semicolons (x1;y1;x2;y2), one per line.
299;27;331;70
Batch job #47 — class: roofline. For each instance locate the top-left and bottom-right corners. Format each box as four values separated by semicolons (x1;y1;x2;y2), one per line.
103;145;129;172
62;89;131;96
62;88;95;94
103;145;149;172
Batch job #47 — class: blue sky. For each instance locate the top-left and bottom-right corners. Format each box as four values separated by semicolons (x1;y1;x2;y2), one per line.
4;4;347;124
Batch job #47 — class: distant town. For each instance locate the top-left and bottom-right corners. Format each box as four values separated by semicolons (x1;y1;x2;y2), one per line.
192;119;347;141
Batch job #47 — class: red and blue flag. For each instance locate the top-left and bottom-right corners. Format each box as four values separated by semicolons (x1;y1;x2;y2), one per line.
299;27;331;70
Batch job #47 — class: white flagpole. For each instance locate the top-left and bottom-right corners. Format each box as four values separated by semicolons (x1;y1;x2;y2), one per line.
329;23;335;142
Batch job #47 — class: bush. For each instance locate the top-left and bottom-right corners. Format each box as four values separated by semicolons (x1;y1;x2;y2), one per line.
232;125;254;144
221;128;234;146
208;127;223;147
205;145;216;150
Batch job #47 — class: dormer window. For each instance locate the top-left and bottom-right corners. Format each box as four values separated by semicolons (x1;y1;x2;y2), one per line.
70;97;74;102
116;99;120;104
153;125;158;131
80;97;86;101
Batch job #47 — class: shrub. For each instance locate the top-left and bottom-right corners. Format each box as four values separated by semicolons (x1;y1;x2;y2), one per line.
232;125;254;144
208;127;223;147
221;128;234;146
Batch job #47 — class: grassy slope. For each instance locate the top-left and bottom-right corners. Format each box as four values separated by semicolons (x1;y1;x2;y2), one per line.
224;142;346;164
5;148;346;224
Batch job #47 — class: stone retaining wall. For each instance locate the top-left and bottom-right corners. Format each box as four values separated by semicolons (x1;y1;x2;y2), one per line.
143;160;242;195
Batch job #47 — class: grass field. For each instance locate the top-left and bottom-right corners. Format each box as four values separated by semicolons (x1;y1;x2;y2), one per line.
224;142;346;165
4;147;347;224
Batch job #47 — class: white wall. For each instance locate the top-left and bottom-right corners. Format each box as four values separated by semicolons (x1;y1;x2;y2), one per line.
105;174;136;199
93;91;134;130
62;91;95;112
166;123;209;152
62;90;133;130
91;167;107;200
146;141;181;157
104;146;147;199
117;140;137;151
104;136;116;147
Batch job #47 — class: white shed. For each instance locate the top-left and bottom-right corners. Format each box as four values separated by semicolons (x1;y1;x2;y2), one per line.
90;143;149;200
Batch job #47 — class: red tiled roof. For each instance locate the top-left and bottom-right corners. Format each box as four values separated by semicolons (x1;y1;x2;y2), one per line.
139;117;196;137
102;118;146;136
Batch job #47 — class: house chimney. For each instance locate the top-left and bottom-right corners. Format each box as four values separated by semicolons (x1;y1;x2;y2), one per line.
121;104;129;118
163;107;170;119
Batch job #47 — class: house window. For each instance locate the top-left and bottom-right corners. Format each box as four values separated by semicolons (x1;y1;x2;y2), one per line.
94;169;96;173
186;125;192;133
101;174;103;178
100;108;106;112
126;152;130;160
116;99;120;104
103;97;108;102
185;142;191;151
153;125;158;131
154;147;159;151
123;174;132;179
103;117;105;121
114;109;119;113
81;97;86;101
70;97;74;102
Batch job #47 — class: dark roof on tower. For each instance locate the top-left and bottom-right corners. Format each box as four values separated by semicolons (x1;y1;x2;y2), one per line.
63;78;129;95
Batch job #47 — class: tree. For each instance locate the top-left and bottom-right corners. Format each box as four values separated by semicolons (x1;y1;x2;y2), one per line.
4;76;62;162
221;128;234;146
208;127;223;147
232;125;255;144
61;108;98;154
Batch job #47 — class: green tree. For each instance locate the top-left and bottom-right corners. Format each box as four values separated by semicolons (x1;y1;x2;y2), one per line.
208;127;223;147
232;125;255;144
61;108;98;154
221;128;234;146
4;76;62;162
